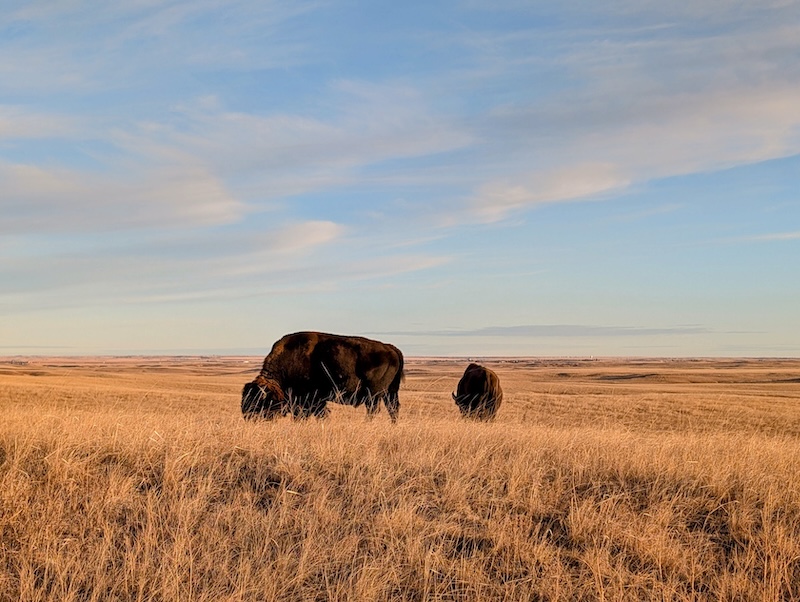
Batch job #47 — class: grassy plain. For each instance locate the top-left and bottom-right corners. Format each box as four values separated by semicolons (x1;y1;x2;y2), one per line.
1;356;799;601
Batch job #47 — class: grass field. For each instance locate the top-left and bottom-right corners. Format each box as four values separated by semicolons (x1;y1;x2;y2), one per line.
1;356;799;601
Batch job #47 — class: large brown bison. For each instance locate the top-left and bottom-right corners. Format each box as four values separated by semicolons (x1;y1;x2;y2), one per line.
452;363;503;421
241;331;404;422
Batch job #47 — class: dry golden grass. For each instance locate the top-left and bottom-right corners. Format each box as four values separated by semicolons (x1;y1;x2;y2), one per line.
1;356;800;601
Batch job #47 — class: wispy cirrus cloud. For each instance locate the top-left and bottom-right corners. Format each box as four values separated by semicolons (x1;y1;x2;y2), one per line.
372;324;710;338
471;163;630;222
0;160;245;234
0;216;451;310
456;8;800;222
2;75;474;234
472;80;800;220
152;83;473;193
0;1;316;92
0;106;77;139
732;231;800;243
0;218;340;307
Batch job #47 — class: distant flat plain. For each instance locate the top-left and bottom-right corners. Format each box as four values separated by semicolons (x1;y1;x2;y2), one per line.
2;356;799;600
3;356;799;433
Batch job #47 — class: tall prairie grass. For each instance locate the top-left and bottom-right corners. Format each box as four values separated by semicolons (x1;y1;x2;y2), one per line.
1;358;799;601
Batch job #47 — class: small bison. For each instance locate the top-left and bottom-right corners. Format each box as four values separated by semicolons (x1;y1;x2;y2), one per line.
241;331;404;422
452;363;503;421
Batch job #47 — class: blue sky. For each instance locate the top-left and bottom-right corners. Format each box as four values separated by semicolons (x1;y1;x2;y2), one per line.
1;0;799;356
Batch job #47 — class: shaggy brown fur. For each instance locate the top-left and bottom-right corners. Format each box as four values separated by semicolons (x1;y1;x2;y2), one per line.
242;331;404;422
452;363;503;421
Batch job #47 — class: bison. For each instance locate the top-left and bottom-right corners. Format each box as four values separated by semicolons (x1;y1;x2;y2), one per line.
241;331;404;422
452;363;503;421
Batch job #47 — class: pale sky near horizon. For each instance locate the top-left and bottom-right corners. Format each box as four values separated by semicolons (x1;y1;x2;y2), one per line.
1;1;799;357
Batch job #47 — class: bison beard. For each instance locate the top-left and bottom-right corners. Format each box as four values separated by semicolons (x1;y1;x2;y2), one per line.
452;363;503;421
241;332;404;422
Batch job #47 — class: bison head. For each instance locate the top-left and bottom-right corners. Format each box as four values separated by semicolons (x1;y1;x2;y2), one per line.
241;376;285;420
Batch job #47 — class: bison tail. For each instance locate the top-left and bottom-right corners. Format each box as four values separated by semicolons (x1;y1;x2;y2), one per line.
391;353;405;390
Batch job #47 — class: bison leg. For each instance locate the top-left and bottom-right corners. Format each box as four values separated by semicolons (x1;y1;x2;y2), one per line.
307;393;329;420
384;392;400;423
365;396;380;420
290;406;310;420
312;404;330;420
292;406;325;420
288;394;316;420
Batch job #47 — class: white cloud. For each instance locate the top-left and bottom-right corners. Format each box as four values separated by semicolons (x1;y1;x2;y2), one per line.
74;82;474;212
603;84;800;177
336;254;451;282
464;0;796;24
736;231;800;243
0;161;245;233
230;221;345;275
270;220;344;254
472;163;630;222
414;3;798;223
164;82;473;183
0;217;449;311
0;106;76;139
464;43;800;221
0;1;316;94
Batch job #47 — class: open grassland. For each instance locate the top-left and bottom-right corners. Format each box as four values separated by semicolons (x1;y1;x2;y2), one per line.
1;356;799;601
